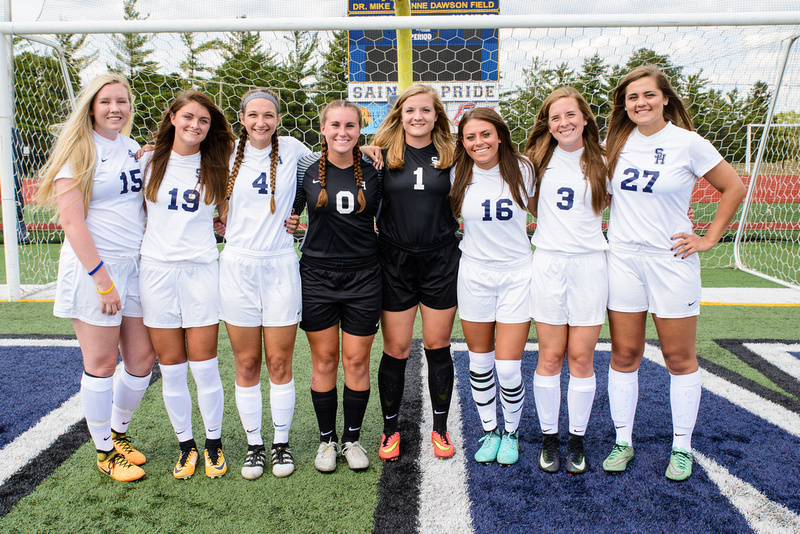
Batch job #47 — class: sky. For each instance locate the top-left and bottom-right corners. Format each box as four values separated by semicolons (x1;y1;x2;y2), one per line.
4;0;799;22
2;0;799;112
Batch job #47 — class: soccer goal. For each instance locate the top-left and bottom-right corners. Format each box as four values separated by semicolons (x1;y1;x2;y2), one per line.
1;5;799;300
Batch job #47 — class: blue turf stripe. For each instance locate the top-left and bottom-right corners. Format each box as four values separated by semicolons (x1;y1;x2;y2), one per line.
0;344;83;449
454;344;764;533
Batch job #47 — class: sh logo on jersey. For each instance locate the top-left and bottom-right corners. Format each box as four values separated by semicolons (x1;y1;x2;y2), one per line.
654;148;666;165
128;149;138;160
430;156;439;167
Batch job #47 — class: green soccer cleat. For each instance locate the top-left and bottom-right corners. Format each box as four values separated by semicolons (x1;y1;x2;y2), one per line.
474;428;502;464
603;441;634;473
665;447;693;481
496;430;520;466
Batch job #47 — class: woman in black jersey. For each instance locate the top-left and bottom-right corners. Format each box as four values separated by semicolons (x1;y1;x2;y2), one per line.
294;100;383;473
371;85;459;461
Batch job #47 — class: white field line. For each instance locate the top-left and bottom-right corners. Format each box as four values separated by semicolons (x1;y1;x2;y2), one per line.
743;342;800;382
0;350;123;486
694;451;800;533
0;338;80;347
419;343;474;534
641;342;800;438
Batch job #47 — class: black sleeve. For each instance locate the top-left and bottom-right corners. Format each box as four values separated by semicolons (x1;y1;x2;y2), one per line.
294;153;318;216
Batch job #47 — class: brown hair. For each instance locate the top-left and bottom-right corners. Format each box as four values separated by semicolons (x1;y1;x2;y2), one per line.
605;65;694;178
372;84;454;169
524;86;607;215
227;88;281;213
144;90;234;206
316;100;366;213
450;107;532;217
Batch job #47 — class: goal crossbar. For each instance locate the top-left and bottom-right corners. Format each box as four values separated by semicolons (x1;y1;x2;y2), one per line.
1;12;800;35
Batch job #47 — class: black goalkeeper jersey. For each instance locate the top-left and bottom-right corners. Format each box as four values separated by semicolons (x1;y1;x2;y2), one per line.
376;143;458;251
294;153;383;261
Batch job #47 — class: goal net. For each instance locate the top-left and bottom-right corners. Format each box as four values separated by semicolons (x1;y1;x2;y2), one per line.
2;1;799;297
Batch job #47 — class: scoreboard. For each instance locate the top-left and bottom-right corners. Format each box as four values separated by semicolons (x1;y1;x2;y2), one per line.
350;28;498;83
347;0;500;134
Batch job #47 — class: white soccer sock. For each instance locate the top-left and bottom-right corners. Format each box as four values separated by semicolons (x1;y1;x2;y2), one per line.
160;362;193;441
81;373;114;452
111;369;151;434
469;350;497;431
533;372;561;435
270;379;295;444
568;374;596;436
608;367;638;445
496;359;525;433
670;370;702;450
189;357;224;440
235;382;263;446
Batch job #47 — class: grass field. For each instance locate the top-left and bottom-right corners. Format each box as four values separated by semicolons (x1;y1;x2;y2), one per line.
1;267;799;533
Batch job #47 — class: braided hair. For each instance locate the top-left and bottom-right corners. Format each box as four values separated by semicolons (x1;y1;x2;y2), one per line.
227;88;282;213
316;100;366;213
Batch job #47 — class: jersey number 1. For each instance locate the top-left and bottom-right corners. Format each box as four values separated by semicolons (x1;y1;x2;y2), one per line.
413;167;424;190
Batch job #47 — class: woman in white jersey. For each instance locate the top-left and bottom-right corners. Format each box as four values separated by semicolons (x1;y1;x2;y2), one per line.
523;87;608;475
602;65;745;481
371;85;459;461
450;108;534;466
218;88;311;479
139;91;234;480
37;73;155;482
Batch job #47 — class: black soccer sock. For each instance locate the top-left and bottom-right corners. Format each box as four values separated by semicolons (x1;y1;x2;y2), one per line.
204;437;222;451
311;387;338;444
378;352;407;435
179;438;197;451
341;386;370;444
426;345;454;435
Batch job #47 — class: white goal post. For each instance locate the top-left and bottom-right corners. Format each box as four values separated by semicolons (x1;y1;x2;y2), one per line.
1;11;799;300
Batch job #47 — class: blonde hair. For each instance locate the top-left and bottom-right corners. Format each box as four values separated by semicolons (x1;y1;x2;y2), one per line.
372;84;454;169
37;73;135;213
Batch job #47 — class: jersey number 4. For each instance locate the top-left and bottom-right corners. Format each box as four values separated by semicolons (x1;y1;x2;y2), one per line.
119;169;142;194
620;168;660;193
252;172;272;195
481;198;513;221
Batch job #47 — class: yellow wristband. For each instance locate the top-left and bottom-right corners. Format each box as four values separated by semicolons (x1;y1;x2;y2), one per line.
97;282;115;295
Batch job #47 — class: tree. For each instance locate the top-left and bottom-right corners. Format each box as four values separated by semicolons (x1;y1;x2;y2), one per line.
575;53;612;135
276;31;320;147
316;30;349;102
499;57;554;150
110;0;157;78
54;33;97;94
14;50;72;172
212;27;280;125
180;32;221;86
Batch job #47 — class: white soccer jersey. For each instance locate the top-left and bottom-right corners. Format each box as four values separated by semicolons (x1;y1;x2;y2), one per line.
55;131;145;257
225;137;311;252
140;151;218;263
531;146;608;254
455;160;534;263
607;122;723;251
